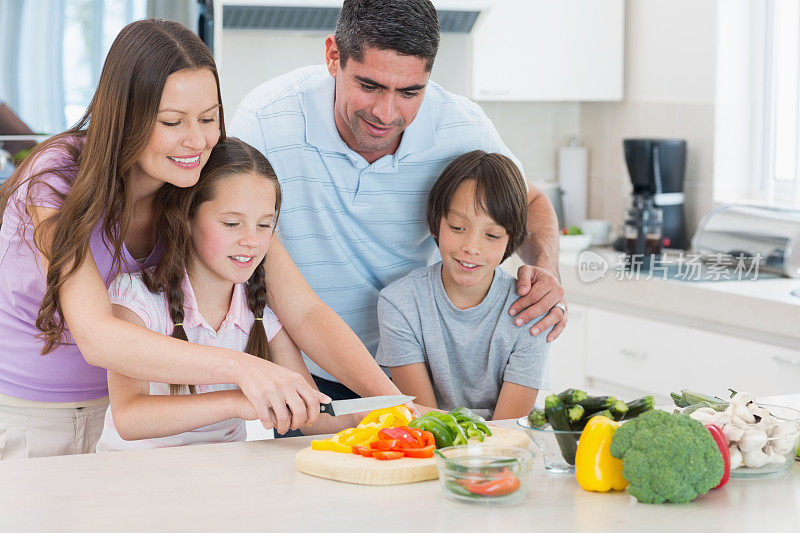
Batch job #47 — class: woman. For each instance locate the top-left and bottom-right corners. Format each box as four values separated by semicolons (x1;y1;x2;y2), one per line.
0;19;400;459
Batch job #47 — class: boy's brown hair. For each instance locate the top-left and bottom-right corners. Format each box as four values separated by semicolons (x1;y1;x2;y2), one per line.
427;150;528;262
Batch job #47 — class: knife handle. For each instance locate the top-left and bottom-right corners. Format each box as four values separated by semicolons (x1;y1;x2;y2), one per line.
320;403;335;416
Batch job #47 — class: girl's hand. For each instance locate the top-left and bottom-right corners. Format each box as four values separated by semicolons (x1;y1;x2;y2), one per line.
234;357;330;435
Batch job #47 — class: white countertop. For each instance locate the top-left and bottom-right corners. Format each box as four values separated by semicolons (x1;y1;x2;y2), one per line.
551;247;800;347
0;416;797;532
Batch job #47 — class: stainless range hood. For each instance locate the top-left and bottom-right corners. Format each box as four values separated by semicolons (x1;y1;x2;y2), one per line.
221;0;487;33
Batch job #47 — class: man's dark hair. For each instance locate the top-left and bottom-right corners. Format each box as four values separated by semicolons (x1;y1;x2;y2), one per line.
334;0;440;71
427;151;529;262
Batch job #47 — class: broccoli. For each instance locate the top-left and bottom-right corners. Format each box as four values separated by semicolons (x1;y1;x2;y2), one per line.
609;410;723;504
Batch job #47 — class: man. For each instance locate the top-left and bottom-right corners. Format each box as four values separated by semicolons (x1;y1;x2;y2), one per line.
230;0;567;401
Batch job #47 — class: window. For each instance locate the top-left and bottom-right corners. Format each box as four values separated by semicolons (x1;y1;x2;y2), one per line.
757;0;800;207
0;0;146;135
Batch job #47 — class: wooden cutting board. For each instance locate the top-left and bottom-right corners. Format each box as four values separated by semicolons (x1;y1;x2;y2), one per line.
295;426;530;486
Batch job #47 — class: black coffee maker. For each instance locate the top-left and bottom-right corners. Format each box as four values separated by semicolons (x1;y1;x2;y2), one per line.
614;138;688;251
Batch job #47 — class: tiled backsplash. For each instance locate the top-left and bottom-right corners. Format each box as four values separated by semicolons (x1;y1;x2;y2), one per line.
476;99;716;242
478;101;580;183
580;101;716;238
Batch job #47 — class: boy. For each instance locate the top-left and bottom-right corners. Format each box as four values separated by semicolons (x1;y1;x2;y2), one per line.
376;151;551;420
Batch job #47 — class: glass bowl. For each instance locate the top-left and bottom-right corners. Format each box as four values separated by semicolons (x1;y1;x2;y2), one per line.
434;445;533;505
516;417;582;473
680;403;800;478
729;404;800;478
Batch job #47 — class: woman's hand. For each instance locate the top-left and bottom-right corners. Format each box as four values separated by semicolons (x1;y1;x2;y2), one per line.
234;357;330;435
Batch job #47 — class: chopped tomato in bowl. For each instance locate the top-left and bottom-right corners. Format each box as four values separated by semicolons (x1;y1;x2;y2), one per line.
434;445;533;505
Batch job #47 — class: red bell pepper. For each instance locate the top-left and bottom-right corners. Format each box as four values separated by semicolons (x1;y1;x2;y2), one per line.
352;445;374;457
402;445;435;459
372;451;404;460
378;427;417;448
419;431;435;448
406;427;423;440
706;424;730;489
370;439;402;451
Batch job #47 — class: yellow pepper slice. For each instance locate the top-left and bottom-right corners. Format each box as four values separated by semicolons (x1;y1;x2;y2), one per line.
341;426;380;446
358;406;412;427
575;416;629;492
310;405;413;454
310;439;352;453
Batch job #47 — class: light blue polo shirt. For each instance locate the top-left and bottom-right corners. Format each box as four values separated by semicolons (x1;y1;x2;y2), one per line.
229;65;523;382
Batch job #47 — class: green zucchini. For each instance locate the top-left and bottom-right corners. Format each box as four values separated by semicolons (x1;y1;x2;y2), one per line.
571;408;613;431
557;388;588;405
609;400;629;420
623;396;654;419
568;404;585;423
544;394;578;465
576;395;617;414
527;408;547;429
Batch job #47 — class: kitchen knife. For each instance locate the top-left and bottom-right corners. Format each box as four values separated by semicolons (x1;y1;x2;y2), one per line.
319;395;415;417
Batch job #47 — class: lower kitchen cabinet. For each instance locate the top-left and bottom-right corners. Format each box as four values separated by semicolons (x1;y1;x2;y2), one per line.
583;307;800;400
547;303;588;392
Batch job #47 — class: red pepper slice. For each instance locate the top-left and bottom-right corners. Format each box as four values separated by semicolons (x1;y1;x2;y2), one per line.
406;427;423;440
420;431;436;448
372;451;404;460
370;439;402;450
352;445;374;457
706;424;730;489
463;476;521;497
402;445;435;458
378;427;418;447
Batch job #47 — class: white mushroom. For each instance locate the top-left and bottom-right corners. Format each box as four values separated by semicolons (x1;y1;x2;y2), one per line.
738;427;769;452
729;392;757;424
769;452;787;465
729;444;743;470
722;417;746;442
768;421;799;456
711;411;731;426
689;409;716;424
731;402;756;424
741;447;770;468
751;407;775;433
734;391;757;407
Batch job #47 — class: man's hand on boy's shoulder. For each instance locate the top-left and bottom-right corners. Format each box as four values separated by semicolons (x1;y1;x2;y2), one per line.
508;265;566;343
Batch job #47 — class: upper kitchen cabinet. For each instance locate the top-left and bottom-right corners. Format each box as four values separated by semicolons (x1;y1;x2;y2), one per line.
471;0;624;101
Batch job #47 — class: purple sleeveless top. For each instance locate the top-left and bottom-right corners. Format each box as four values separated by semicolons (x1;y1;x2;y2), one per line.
0;140;161;401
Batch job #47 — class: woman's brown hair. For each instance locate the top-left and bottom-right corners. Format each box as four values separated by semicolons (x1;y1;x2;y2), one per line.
427;150;528;262
144;138;281;394
0;19;224;355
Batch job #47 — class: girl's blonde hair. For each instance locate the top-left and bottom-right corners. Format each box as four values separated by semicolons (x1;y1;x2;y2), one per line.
144;138;281;394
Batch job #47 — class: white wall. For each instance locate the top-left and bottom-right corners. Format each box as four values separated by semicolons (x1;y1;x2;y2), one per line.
580;0;722;237
219;29;579;182
220;0;749;240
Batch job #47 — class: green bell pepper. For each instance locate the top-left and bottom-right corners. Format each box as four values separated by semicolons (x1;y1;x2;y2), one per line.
408;416;454;448
449;407;492;437
425;412;469;445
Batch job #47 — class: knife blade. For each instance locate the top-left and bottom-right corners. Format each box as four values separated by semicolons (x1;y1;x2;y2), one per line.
319;395;415;417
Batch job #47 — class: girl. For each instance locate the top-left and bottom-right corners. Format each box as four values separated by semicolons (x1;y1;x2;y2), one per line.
376;151;552;420
97;139;353;450
0;18;398;460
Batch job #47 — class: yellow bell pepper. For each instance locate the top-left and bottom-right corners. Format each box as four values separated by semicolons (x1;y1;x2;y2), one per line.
358;406;412;427
340;426;380;446
575;416;629;492
310;439;352;453
310;406;412;453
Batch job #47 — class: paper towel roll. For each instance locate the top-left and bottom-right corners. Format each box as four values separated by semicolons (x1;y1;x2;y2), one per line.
558;142;588;227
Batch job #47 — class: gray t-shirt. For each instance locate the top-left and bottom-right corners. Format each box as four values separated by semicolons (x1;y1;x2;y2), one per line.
376;263;551;419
